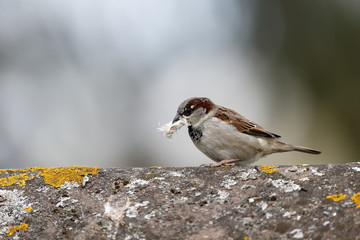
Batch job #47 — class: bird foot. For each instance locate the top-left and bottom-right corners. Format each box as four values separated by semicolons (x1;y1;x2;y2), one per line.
201;159;239;167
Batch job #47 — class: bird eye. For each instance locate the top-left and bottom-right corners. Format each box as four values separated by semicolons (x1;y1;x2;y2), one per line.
183;108;192;117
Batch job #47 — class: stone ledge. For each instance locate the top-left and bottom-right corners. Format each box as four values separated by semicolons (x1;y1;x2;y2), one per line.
0;163;359;239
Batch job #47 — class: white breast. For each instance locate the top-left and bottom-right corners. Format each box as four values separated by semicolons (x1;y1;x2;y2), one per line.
192;117;268;164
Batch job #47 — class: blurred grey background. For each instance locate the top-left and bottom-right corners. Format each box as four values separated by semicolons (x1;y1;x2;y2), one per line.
0;0;359;168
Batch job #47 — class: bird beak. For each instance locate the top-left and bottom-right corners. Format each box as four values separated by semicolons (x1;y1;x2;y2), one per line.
172;113;180;123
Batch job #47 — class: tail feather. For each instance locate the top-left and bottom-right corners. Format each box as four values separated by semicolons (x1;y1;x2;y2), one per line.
292;145;321;154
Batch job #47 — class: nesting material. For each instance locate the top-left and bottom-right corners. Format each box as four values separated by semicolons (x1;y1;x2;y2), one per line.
158;118;187;138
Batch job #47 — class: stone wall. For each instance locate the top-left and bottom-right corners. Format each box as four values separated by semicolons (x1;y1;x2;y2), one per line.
0;163;359;239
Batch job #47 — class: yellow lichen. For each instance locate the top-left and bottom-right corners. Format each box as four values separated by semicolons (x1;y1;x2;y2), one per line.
259;165;278;174
326;193;347;202
23;167;44;172
24;207;32;211
351;192;360;208
7;223;28;236
37;166;99;188
0;173;32;187
5;167;44;172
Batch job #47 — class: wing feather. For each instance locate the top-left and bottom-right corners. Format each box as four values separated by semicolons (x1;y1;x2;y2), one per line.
215;106;280;138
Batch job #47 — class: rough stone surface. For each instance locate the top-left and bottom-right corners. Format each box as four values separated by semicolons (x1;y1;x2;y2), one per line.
0;163;360;240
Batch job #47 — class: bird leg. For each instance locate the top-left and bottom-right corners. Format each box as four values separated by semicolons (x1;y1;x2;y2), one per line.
202;159;240;167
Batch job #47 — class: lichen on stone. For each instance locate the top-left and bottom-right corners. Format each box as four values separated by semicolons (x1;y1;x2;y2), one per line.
11;167;44;172
326;193;347;202
7;223;28;236
24;207;32;212
0;173;32;187
37;166;99;188
259;165;278;174
270;179;301;192
351;192;360;208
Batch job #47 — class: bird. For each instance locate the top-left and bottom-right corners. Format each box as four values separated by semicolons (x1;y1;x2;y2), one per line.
171;97;321;167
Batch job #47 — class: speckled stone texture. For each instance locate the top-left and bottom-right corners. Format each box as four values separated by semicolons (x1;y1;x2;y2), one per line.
0;163;360;239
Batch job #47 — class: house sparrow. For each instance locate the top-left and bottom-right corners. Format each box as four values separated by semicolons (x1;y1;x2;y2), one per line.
169;97;321;167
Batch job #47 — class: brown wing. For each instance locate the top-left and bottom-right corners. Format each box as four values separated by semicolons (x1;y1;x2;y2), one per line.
215;106;281;138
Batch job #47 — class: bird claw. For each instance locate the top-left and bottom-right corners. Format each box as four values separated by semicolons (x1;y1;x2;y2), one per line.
201;159;239;167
